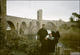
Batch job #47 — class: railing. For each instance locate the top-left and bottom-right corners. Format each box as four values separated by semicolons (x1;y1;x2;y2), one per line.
55;42;80;55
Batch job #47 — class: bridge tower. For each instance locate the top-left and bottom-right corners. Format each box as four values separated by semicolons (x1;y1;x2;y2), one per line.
37;9;42;29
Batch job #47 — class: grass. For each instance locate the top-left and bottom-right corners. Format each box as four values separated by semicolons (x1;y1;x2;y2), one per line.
59;27;80;51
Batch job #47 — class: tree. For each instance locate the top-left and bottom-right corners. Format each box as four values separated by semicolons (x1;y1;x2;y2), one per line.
72;12;80;29
0;0;6;49
70;17;74;22
72;12;80;20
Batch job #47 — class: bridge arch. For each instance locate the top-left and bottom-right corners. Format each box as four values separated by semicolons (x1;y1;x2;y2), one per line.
46;22;57;30
7;21;15;30
20;22;27;35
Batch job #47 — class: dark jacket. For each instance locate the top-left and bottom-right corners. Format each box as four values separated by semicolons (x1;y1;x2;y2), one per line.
37;28;48;43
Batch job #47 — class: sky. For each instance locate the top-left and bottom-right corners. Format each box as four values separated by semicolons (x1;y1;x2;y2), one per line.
7;0;79;22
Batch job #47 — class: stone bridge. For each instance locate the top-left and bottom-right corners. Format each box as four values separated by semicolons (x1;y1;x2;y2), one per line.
6;15;57;35
6;9;64;35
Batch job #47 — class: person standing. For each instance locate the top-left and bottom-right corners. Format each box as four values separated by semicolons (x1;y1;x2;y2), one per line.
37;24;48;55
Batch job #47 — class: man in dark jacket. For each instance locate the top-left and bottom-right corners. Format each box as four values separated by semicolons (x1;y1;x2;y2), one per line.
37;24;48;55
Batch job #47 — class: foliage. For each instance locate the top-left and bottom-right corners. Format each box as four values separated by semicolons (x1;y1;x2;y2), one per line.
59;23;70;31
70;17;74;22
0;30;41;55
60;27;80;51
59;17;80;51
72;13;80;19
